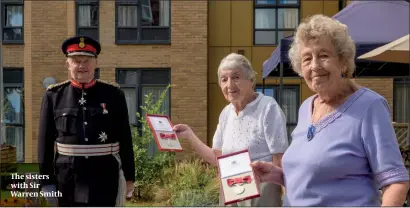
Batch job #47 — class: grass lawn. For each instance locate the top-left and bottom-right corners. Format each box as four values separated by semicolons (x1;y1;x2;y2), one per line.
1;190;11;199
15;164;40;173
1;163;39;175
125;200;168;207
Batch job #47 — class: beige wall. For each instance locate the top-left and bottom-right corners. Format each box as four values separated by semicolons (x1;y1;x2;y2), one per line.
353;78;394;117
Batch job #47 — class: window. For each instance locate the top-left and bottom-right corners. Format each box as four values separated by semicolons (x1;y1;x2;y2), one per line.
2;69;24;162
254;0;299;45
94;68;100;79
256;85;299;141
393;78;409;123
1;0;24;43
115;0;171;44
338;0;346;11
116;68;170;154
76;0;99;41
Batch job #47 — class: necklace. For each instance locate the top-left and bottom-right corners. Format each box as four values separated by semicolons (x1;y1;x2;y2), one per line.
307;82;358;141
307;99;333;141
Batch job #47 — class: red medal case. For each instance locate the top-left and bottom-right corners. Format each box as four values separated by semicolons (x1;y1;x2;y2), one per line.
216;149;260;205
145;114;183;152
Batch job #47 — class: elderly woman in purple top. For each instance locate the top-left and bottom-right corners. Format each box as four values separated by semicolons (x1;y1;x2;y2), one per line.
251;14;409;206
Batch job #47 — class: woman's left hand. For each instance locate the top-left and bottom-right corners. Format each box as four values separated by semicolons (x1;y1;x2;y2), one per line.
251;161;284;186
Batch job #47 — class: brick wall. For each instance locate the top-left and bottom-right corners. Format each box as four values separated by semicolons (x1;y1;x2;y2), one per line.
1;146;17;172
24;1;71;162
2;45;24;67
2;1;208;162
353;78;394;117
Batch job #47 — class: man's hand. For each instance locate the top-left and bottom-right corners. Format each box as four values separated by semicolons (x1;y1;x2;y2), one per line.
41;185;59;206
251;161;284;186
126;181;134;198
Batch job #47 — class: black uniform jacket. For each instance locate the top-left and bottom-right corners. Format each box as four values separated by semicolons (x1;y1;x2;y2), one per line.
37;79;135;205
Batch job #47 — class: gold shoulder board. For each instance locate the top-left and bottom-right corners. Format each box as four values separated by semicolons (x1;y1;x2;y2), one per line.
47;80;70;91
96;79;120;88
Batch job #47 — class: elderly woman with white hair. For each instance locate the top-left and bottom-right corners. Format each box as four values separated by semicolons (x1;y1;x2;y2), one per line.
251;14;409;206
173;53;289;206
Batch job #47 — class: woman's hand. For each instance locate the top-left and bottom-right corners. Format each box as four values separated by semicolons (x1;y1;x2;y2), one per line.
173;124;194;140
251;161;284;186
173;124;219;165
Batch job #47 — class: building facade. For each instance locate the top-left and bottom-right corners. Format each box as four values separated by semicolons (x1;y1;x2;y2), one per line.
206;0;408;145
1;0;408;163
2;0;208;162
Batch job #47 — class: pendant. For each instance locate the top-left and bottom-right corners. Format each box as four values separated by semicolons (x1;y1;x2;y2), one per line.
233;186;245;195
307;125;315;141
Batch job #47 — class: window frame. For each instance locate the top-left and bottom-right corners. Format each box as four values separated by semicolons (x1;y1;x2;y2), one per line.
75;0;100;41
1;0;24;44
115;68;171;128
253;0;300;46
255;85;300;141
393;78;410;123
3;68;25;162
115;0;171;45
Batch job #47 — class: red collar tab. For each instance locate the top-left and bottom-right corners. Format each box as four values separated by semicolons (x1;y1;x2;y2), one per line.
71;79;97;89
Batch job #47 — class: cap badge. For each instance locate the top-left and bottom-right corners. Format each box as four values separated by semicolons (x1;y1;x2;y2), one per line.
79;37;86;48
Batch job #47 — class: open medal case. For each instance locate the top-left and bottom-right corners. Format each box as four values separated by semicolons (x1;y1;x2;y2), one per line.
145;114;183;152
216;149;260;205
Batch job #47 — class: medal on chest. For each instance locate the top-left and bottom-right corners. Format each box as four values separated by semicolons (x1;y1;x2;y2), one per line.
101;103;108;114
99;132;108;143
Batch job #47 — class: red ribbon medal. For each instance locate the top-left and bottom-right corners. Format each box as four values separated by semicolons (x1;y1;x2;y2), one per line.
227;175;252;187
101;103;108;114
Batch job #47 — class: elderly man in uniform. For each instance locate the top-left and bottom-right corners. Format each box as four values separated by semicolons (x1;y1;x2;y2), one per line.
37;36;135;206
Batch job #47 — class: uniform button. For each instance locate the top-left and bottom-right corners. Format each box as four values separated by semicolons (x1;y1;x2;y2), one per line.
62;113;67;116
85;156;88;159
83;107;87;110
85;138;88;141
84;122;88;125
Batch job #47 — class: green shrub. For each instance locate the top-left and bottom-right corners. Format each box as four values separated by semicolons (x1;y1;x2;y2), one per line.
131;84;176;201
160;158;220;206
129;84;220;206
172;189;217;207
400;145;410;169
